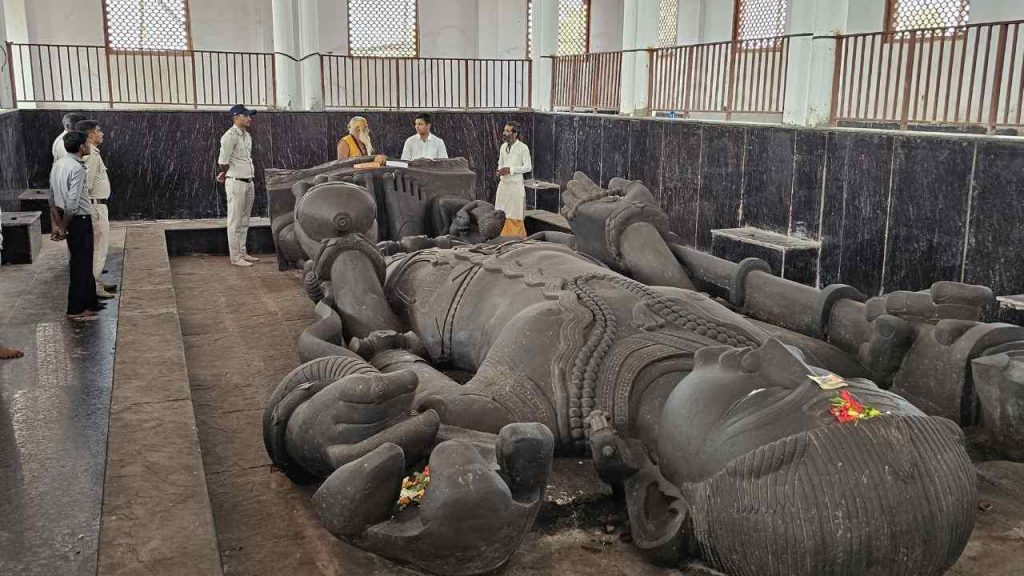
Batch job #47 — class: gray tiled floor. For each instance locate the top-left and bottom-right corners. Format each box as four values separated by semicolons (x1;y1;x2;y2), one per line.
0;228;125;576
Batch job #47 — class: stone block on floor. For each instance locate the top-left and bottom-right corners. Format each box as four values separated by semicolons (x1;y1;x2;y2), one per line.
710;227;821;286
17;188;53;233
1;210;43;265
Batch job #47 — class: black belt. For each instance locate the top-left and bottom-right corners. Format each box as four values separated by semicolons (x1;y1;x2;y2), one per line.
229;176;253;183
73;214;92;220
90;198;107;204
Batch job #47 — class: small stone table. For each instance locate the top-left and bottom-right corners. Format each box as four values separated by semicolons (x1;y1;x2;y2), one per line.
1;210;43;265
710;227;821;287
18;188;53;233
524;179;561;213
996;295;1024;326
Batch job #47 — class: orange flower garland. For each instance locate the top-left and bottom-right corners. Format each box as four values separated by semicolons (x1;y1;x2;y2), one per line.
398;465;430;510
829;390;883;423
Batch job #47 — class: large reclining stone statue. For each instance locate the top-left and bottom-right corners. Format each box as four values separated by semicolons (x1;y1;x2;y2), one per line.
262;172;1024;576
267;157;501;269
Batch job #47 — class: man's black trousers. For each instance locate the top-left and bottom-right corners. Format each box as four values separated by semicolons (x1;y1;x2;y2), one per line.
67;215;99;315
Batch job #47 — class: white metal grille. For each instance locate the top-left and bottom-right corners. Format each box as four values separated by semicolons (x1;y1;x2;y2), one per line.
347;0;418;57
558;0;589;56
103;0;190;51
889;0;970;36
658;0;679;48
735;0;788;46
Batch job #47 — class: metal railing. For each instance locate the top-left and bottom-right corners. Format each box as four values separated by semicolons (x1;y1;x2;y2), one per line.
320;55;531;109
830;20;1024;130
649;34;808;116
6;42;276;107
547;50;625;111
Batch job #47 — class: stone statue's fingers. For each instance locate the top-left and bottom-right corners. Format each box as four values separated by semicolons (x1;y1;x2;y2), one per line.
333;370;419;404
313;442;406;538
326;409;440;469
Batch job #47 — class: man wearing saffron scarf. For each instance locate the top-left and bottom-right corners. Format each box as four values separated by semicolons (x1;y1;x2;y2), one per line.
494;121;531;237
337;116;387;164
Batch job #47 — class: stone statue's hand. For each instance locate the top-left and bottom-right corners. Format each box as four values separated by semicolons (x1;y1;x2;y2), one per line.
285;370;440;478
312;423;554;576
866;281;994;324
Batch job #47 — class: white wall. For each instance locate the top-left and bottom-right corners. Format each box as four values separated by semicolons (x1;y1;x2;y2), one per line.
189;0;275;52
420;0;479;57
590;0;624;52
477;0;529;59
318;0;348;54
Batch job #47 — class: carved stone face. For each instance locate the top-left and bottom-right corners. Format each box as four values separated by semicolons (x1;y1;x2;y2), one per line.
451;211;472;235
657;339;924;486
651;339;976;576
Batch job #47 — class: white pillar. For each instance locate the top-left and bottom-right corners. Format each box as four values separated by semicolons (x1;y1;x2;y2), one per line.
298;0;322;110
272;0;301;110
531;0;558;111
619;0;659;116
783;0;850;126
0;3;13;108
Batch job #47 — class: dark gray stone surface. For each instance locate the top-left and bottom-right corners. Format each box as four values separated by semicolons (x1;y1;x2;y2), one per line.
963;140;1024;300
741;127;795;234
599;117;630;187
661;122;702;245
789;130;827;238
0;227;123;576
164;225;275;257
884;136;973;292
696;125;745;250
816;131;894;296
553;115;578;186
0;111;28;212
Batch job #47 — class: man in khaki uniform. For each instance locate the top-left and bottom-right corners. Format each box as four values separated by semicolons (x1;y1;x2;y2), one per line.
216;104;259;267
75;120;116;298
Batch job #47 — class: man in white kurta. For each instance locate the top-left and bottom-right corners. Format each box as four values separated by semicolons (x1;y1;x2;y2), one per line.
494;121;532;237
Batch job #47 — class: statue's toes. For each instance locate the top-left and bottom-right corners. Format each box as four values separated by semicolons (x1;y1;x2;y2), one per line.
361;434;554;576
312;442;405;539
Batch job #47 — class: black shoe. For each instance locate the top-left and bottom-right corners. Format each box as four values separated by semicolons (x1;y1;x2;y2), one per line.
102;269;109;274
102;284;118;293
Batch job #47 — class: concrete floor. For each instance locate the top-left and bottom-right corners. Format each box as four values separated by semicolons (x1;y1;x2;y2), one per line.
1;221;1023;575
0;229;124;576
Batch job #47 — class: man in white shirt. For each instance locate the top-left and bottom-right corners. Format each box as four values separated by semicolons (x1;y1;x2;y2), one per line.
401;113;448;161
216;104;259;267
494;121;532;238
51;112;87;161
75;119;116;298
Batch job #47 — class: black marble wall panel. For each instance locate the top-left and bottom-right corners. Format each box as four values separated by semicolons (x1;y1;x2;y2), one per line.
789;130;827;238
574;116;603;184
817;131;848;288
660;122;703;244
818;131;895;296
695;125;746;250
0;112;28;211
963;140;1024;298
271;112;331;169
532;113;555;182
599;117;630;186
741;127;795;234
20;109;64;189
884;136;973;292
627;119;663;203
553;115;578;186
